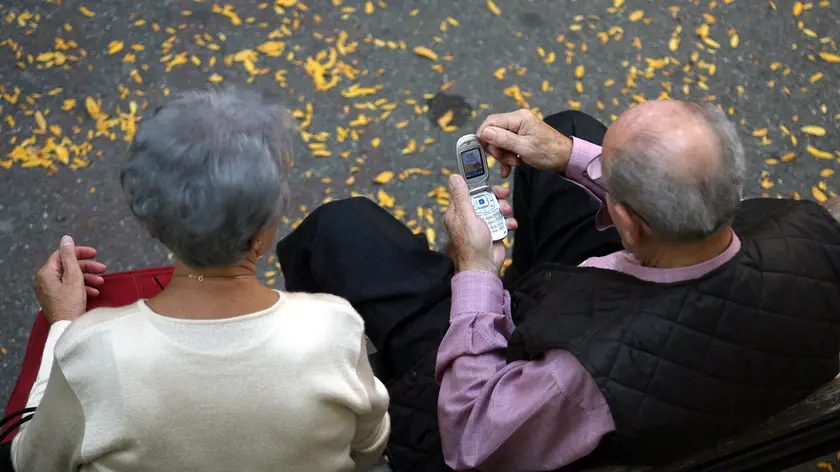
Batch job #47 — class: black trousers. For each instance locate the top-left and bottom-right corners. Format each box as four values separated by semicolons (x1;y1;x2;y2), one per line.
276;110;621;381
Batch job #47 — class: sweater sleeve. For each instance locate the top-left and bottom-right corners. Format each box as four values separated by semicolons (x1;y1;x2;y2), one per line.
11;358;85;471
349;334;391;472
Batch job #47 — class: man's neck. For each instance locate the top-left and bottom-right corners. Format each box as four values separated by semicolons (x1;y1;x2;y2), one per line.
638;228;734;269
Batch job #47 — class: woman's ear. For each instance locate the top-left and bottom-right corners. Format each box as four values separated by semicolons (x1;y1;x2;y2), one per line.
250;224;280;258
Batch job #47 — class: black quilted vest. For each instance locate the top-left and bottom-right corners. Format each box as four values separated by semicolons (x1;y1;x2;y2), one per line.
506;198;840;467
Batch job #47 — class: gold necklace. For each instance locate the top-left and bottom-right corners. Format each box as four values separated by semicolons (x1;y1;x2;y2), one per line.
178;274;255;282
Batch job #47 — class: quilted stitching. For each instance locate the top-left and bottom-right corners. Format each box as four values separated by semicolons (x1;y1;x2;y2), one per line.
507;199;840;462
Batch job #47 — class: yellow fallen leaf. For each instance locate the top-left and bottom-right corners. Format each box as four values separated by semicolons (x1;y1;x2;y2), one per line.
487;0;501;16
402;139;417;154
437;110;455;128
818;51;840;63
628;10;644;22
365;1;374;14
544;51;556;64
36;52;55;62
374;171;394;184
395;120;409;129
614;0;625;7
79;6;96;17
752;128;768;137
341;84;381;98
812;186;827;202
108;41;124;55
807;145;834;159
208;74;224;83
821;169;835;177
811;72;824;83
793;1;804;16
413;46;438;61
801;125;826;136
425;227;436;246
257;41;286;56
377;189;395;208
575;65;585;79
34;111;46;131
730;34;739;48
55;146;69;164
84;97;100;118
493;67;506;80
669;37;681;51
371;137;381;148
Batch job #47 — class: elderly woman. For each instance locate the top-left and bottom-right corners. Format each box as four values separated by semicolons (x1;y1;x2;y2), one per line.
8;90;390;471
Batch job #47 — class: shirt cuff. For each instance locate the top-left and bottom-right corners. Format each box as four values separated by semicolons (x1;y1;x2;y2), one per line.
28;320;71;408
566;136;603;184
450;271;505;318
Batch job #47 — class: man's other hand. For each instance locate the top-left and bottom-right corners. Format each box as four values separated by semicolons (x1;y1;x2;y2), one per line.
443;176;517;274
35;235;107;325
477;109;574;178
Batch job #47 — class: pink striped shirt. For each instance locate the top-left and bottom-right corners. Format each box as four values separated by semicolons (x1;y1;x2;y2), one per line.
435;137;742;471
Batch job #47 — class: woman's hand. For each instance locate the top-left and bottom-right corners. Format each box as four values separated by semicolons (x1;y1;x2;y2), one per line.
443;176;517;275
35;236;107;325
477;109;574;178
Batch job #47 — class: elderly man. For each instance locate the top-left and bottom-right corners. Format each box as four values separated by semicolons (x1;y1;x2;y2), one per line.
277;103;840;472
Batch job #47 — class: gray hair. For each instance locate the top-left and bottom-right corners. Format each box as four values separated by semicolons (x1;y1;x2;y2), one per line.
121;89;294;268
602;102;746;241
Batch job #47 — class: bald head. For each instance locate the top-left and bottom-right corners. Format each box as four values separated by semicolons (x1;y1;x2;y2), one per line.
601;100;746;241
608;101;723;179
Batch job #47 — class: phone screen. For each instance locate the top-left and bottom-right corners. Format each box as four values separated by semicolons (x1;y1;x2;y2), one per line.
460;148;485;179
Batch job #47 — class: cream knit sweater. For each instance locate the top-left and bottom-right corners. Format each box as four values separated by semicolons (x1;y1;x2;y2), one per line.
11;291;390;472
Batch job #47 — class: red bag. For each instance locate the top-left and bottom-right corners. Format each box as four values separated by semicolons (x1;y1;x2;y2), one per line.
1;267;174;443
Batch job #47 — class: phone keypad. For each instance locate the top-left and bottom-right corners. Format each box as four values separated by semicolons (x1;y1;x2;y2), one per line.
471;192;508;241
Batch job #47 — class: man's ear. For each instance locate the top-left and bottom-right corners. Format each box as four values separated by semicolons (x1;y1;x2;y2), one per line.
609;200;642;248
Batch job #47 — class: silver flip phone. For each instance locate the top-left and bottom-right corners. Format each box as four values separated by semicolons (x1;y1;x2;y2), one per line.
455;134;508;241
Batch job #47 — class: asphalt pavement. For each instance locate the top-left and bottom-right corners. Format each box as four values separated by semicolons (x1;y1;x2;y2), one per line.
1;0;839;468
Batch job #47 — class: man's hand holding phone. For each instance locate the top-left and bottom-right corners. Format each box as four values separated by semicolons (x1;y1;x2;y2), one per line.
477;108;574;178
444;176;517;275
